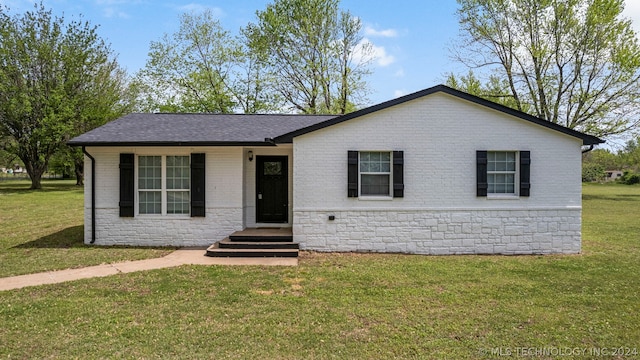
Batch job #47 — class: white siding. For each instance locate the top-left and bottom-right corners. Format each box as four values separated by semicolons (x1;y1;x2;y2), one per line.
292;92;583;254
83;146;244;246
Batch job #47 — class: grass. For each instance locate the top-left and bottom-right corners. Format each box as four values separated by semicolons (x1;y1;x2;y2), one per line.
0;179;174;277
0;182;639;358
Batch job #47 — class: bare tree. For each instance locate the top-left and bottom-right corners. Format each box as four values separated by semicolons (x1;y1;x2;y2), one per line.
451;0;640;138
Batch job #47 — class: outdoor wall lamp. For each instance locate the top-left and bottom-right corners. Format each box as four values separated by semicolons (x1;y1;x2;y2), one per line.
248;151;254;161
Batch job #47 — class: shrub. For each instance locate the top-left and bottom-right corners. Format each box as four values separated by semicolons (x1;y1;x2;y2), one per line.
620;171;640;185
582;163;605;182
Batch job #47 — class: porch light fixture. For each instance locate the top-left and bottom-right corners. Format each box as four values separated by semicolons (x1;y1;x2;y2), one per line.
248;151;254;161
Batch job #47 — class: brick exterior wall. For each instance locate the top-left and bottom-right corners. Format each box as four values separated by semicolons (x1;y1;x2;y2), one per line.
83;146;244;246
292;92;584;254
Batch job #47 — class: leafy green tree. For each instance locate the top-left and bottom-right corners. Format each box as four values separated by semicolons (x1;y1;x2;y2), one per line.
451;0;640;138
619;137;640;171
0;3;129;189
245;0;372;114
582;162;606;182
136;10;246;113
446;71;530;112
582;148;622;170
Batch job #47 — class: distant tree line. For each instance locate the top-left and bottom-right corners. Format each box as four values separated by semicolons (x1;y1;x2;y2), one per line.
582;137;640;183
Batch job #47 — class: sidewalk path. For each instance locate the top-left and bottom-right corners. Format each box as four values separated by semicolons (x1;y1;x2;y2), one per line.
0;248;297;291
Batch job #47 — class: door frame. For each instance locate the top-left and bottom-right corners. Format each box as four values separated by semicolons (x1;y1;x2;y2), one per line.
255;155;289;223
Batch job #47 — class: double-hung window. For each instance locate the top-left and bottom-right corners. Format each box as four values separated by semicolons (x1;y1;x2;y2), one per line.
477;150;530;198
487;151;517;195
138;155;190;215
359;151;392;196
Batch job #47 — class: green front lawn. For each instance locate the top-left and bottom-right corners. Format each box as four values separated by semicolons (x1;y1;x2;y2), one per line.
0;180;173;277
0;182;638;359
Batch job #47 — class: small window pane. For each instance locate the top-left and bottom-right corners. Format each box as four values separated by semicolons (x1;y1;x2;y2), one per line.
361;174;390;196
264;162;282;175
167;191;190;214
139;156;161;190
167;156;189;190
139;191;161;214
360;151;391;174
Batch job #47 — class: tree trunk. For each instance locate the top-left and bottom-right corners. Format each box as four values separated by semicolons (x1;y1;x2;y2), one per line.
26;164;45;190
75;159;84;186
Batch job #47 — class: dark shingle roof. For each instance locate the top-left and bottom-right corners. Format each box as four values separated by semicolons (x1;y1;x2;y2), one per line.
68;113;338;146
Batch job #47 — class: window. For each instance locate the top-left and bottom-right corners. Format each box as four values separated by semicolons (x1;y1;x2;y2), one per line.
359;151;391;196
138;155;190;215
487;151;516;195
477;150;530;197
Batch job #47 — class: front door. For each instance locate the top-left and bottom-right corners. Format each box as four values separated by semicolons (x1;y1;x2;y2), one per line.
256;156;288;223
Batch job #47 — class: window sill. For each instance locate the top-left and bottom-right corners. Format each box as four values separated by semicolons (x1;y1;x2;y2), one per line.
486;194;520;200
134;214;192;219
358;196;394;201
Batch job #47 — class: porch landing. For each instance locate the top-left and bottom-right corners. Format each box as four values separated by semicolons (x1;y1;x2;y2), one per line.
205;228;299;258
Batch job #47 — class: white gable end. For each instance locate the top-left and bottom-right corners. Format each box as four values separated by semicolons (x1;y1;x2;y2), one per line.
292;92;583;254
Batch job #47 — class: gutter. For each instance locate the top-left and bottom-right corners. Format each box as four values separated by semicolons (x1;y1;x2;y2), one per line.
582;144;595;154
82;146;96;244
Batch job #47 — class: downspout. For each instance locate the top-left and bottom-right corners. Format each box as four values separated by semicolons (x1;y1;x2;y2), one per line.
582;145;595;154
82;146;96;244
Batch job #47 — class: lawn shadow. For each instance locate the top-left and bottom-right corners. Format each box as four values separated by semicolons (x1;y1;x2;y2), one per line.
582;194;640;201
12;226;179;251
0;180;82;194
13;225;86;249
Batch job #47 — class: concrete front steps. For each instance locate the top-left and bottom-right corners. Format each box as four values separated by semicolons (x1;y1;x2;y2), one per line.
205;228;299;258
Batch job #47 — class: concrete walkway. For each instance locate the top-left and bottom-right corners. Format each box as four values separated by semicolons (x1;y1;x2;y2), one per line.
0;248;297;291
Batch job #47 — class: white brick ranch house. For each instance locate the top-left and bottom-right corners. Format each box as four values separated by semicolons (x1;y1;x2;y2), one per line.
68;85;603;255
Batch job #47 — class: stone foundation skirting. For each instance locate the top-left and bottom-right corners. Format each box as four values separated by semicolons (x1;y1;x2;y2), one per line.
293;208;581;255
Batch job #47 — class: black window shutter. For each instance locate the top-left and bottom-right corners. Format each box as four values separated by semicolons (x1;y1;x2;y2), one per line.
119;153;135;217
347;151;358;197
476;151;488;197
393;151;404;198
191;153;206;217
520;151;531;197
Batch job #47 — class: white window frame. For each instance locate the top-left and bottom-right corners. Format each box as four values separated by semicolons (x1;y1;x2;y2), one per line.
136;155;191;216
487;151;519;198
358;151;393;199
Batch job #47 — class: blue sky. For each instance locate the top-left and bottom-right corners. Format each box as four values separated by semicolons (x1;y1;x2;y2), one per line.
2;0;640;106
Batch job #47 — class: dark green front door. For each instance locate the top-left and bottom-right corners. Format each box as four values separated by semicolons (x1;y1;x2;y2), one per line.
256;156;288;223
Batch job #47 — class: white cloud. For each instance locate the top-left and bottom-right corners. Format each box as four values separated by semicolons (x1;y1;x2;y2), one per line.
103;7;130;19
372;44;395;67
176;3;224;16
394;90;406;98
352;38;395;67
353;38;396;67
622;2;640;35
394;68;405;77
364;26;398;38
